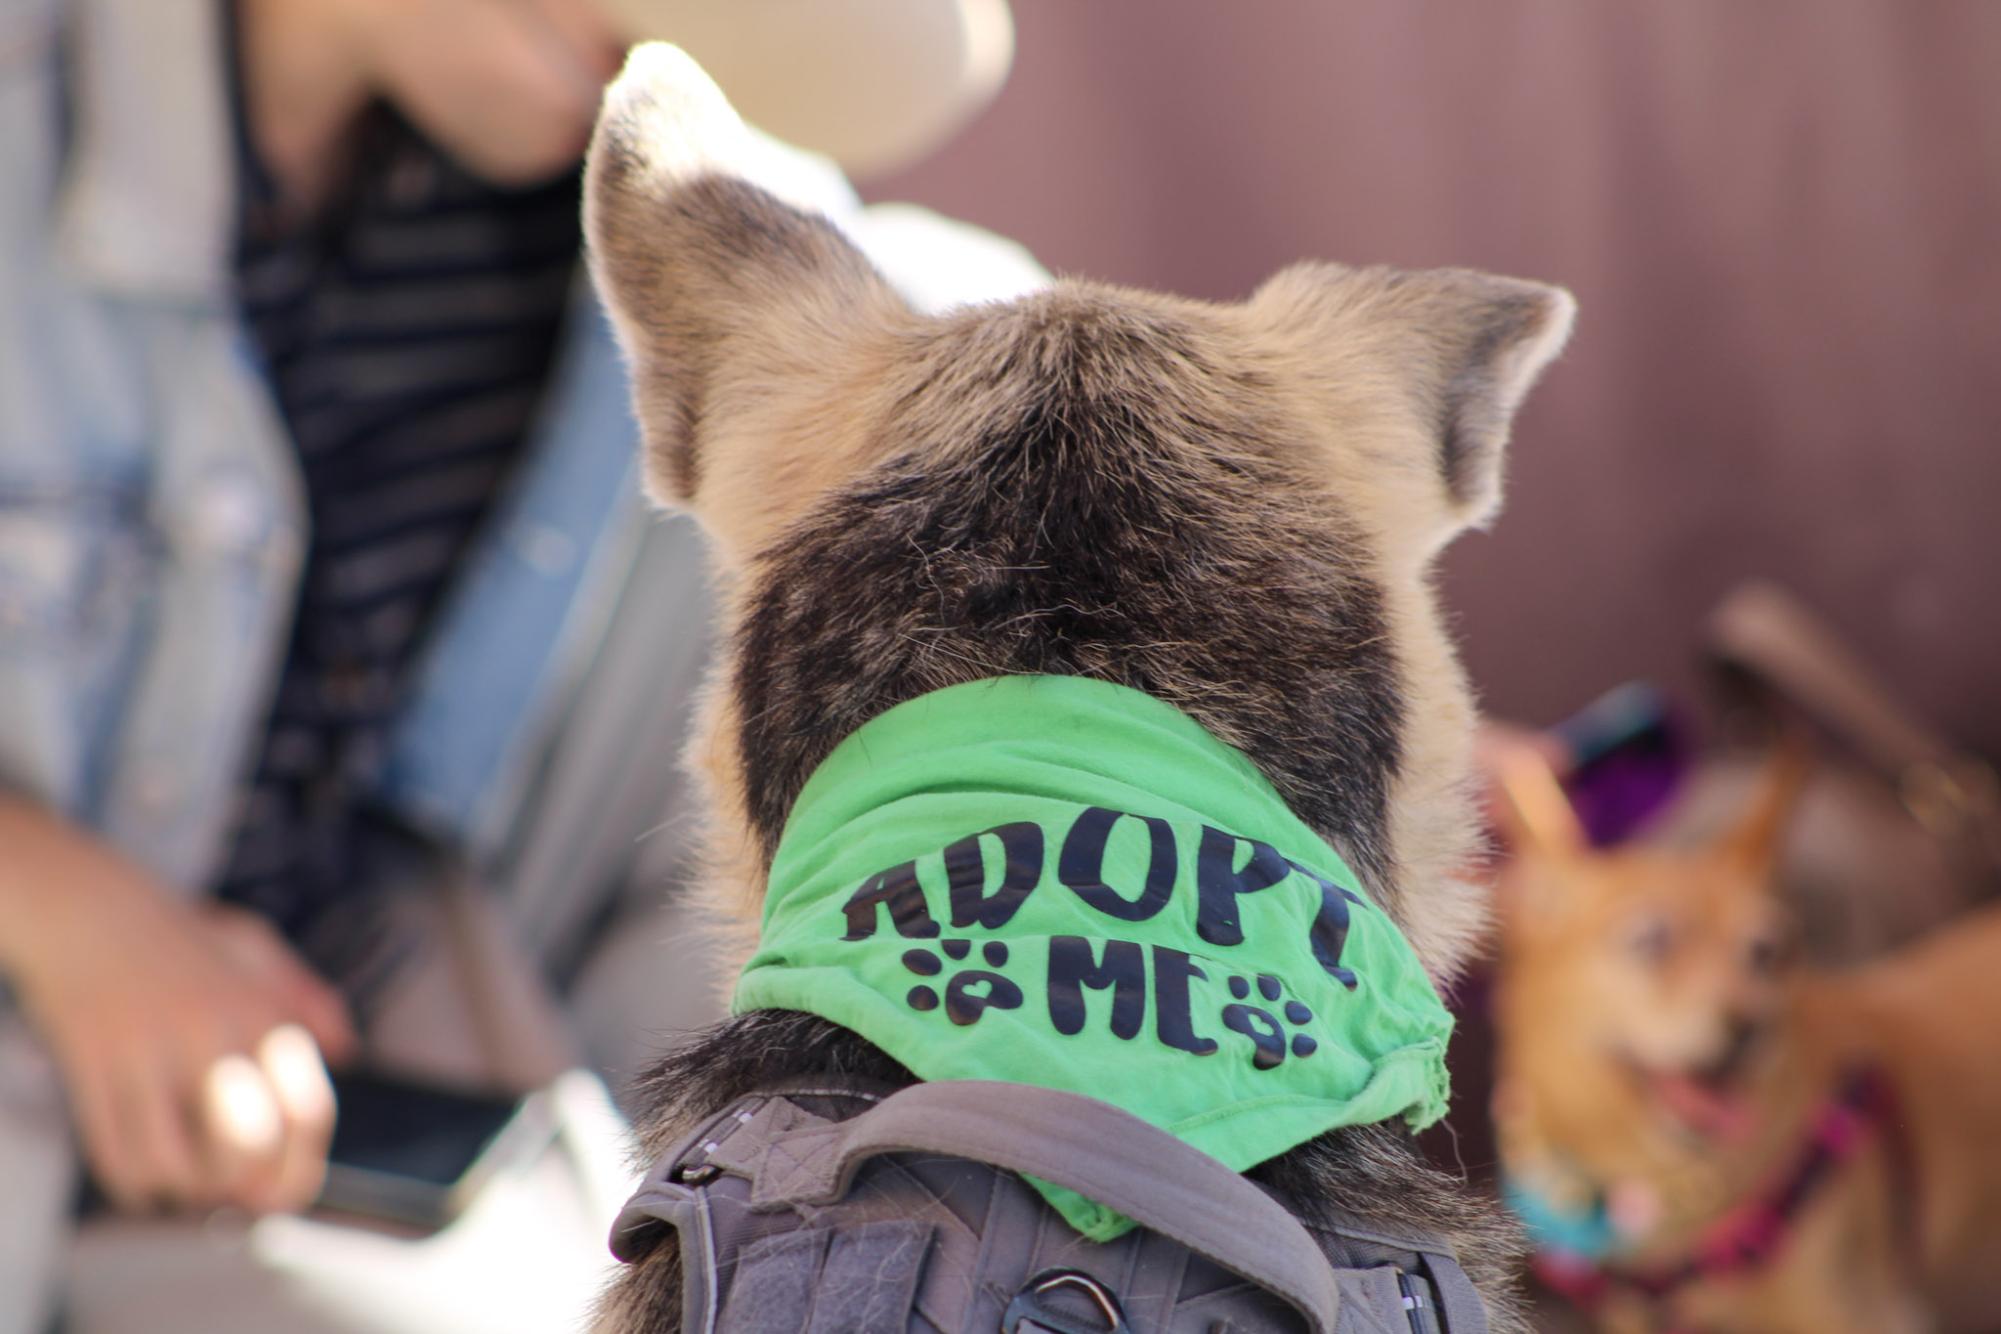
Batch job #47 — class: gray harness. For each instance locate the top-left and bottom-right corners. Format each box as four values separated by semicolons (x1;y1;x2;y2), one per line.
610;1080;1488;1333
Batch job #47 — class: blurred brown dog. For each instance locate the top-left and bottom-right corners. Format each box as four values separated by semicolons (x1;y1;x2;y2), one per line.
1488;742;2001;1334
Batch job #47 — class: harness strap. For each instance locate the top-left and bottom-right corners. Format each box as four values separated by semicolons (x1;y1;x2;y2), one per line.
739;1080;1344;1334
613;1081;1491;1333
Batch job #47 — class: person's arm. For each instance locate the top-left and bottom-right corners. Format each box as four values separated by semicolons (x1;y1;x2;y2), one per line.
0;796;355;1213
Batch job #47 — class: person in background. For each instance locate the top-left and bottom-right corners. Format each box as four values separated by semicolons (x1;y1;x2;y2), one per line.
0;1;1038;1329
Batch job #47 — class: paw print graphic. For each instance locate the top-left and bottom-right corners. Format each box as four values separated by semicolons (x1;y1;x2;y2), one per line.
902;939;1025;1027
1222;973;1318;1070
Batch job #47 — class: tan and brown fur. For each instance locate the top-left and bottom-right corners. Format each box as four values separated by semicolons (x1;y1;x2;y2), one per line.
1490;743;2001;1333
584;45;1577;1332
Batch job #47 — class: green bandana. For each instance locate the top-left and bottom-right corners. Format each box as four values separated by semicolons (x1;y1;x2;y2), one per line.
735;675;1454;1240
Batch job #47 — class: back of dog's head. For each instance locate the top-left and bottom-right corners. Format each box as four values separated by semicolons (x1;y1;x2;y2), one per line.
583;45;1576;983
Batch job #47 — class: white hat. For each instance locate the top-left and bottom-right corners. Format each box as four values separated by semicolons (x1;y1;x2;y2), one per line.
595;0;1014;178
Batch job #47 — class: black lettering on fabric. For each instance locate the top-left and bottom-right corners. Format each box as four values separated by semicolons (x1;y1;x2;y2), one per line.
1047;936;1146;1038
1058;807;1177;922
1151;946;1218;1055
1195;826;1290;946
1221;973;1320;1069
945;943;1024;1026
1286;858;1363;990
1221;1002;1290;1069
903;939;1022;1025
946;822;1045;930
841;861;940;940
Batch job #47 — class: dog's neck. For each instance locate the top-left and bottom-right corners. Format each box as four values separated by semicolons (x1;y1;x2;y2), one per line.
730;674;1456;1240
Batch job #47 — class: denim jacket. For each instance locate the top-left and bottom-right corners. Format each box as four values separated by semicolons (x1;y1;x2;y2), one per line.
0;0;1047;899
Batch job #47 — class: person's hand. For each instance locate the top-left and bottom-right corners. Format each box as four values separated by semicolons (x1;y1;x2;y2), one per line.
0;801;357;1214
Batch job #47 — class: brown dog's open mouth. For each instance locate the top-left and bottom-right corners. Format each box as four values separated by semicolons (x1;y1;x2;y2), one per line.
1622;1044;1763;1144
1649;1069;1757;1142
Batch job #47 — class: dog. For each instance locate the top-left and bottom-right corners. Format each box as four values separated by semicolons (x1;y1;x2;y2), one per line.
1489;741;2001;1333
582;45;1575;1333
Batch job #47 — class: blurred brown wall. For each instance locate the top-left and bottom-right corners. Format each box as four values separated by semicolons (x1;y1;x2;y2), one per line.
873;1;2001;753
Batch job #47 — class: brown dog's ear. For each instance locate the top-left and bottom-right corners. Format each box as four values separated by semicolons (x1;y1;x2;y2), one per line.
1482;733;1597;944
584;45;904;542
1716;738;1810;883
1251;264;1575;537
1486;732;1589;862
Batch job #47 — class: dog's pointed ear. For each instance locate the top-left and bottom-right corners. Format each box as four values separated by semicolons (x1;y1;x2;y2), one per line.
1251;264;1575;537
1487;735;1589;863
1485;735;1596;943
584;44;904;546
1716;738;1810;884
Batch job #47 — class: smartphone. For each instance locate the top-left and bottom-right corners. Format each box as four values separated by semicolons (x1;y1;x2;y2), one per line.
316;1068;558;1231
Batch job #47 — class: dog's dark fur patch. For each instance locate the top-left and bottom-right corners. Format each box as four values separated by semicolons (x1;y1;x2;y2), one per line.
734;298;1404;905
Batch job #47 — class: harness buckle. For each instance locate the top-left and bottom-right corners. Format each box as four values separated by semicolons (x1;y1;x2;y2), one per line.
1397;1267;1445;1334
667;1161;720;1185
1003;1268;1130;1334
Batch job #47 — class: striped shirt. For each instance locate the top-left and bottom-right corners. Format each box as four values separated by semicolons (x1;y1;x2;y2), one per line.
214;24;581;965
